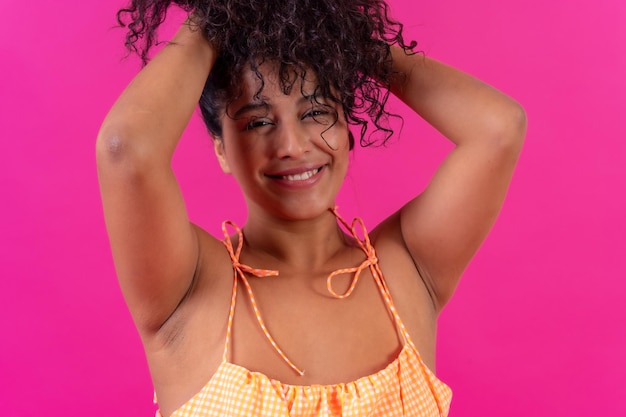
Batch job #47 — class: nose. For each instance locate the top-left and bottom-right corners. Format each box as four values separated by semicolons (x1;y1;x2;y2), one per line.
274;120;309;160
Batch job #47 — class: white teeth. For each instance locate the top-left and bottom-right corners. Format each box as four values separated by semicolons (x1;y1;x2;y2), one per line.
282;168;319;181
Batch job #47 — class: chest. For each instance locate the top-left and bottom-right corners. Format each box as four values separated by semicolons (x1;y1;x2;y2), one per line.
228;260;433;385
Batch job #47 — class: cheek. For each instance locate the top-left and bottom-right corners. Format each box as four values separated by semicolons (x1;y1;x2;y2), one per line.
223;141;267;185
326;130;350;176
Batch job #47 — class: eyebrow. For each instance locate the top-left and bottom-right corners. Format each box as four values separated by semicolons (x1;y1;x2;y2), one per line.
232;102;270;119
231;94;326;119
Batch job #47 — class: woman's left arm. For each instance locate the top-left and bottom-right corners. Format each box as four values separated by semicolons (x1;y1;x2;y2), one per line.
389;47;527;312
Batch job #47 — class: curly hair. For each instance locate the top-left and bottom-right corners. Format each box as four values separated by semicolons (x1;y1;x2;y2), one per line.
117;0;417;147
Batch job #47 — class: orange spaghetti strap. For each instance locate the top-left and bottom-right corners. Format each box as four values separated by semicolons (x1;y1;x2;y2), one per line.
221;221;305;376
330;207;414;345
220;251;238;363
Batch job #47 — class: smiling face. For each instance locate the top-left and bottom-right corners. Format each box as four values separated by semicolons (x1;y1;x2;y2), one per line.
214;63;351;221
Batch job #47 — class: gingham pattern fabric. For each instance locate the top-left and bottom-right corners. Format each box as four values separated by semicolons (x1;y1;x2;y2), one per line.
159;209;452;416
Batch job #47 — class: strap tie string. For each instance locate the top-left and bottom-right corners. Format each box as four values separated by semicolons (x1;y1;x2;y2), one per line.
219;208;387;377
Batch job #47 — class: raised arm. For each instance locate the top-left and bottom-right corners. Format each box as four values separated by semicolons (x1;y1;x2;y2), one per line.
96;22;217;332
389;47;526;312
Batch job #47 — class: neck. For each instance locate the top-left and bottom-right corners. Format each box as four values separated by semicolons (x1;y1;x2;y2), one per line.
241;207;349;270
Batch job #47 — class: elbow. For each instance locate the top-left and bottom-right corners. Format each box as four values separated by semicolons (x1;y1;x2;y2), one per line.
96;124;154;181
96;119;133;163
487;100;527;156
96;127;126;165
96;122;163;174
508;102;527;147
96;128;137;181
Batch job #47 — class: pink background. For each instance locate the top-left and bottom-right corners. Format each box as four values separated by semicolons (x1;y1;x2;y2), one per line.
1;0;625;415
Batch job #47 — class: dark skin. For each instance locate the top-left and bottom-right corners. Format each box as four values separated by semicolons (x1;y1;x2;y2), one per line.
97;22;526;416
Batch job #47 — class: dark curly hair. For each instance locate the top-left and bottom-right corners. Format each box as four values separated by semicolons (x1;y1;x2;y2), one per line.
117;0;417;147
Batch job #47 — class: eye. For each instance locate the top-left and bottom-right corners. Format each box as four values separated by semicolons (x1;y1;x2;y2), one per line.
302;108;335;126
245;118;274;131
303;109;329;119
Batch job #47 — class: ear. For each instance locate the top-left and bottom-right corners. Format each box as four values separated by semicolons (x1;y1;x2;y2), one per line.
213;139;231;174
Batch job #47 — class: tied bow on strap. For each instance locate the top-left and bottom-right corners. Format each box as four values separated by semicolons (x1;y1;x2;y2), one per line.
326;254;378;299
327;207;380;299
222;220;279;278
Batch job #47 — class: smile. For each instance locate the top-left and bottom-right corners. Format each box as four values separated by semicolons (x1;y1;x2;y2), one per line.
281;167;322;181
266;166;324;183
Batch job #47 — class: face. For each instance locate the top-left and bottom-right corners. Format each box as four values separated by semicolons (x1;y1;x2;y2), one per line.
214;63;351;221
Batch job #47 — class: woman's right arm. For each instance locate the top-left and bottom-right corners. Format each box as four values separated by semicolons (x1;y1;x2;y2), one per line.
96;22;217;333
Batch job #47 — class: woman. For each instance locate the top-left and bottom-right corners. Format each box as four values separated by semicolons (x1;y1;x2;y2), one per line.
97;0;526;415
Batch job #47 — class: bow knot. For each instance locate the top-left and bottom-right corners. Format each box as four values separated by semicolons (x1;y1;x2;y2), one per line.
326;252;379;299
222;221;279;278
232;260;279;278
